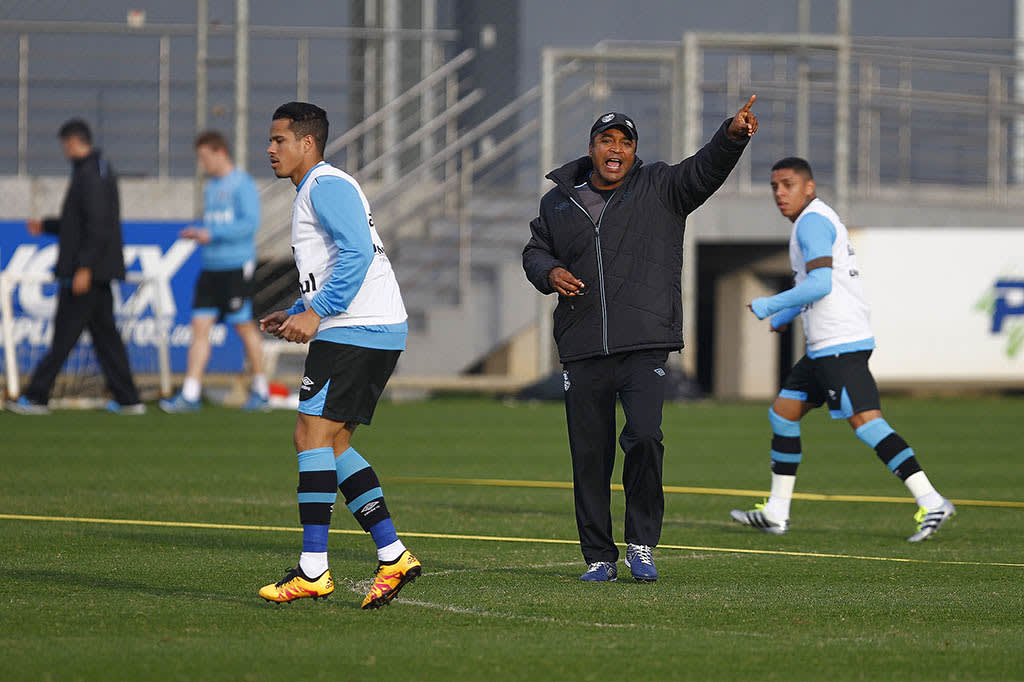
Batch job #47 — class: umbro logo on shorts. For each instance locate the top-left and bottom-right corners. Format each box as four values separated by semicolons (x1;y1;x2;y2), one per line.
654;367;666;377
300;376;314;392
563;371;570;392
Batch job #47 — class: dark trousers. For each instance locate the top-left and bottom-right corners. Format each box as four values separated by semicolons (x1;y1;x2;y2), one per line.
25;282;140;405
563;349;669;563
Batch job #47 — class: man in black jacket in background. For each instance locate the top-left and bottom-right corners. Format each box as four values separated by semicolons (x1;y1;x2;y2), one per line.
523;97;758;582
11;119;143;415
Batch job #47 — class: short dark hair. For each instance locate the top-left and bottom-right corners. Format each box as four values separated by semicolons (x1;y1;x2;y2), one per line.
272;102;328;156
194;130;231;155
58;118;92;144
771;156;813;179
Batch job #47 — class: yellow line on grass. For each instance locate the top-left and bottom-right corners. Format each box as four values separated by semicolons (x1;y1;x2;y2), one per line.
382;476;1024;509
2;512;1022;568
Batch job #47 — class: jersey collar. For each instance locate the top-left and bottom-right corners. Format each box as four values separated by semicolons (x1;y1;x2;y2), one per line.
295;161;328;193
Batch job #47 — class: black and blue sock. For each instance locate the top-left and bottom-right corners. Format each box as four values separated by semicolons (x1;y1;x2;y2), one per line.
296;446;337;577
335;446;406;562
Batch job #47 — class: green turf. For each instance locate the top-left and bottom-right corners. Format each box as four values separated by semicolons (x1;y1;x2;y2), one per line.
2;396;1022;681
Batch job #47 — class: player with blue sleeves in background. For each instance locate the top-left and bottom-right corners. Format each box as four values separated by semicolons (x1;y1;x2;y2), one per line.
731;157;956;542
160;131;269;412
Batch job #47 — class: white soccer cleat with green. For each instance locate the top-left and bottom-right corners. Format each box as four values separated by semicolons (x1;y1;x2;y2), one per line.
907;499;955;542
730;501;789;535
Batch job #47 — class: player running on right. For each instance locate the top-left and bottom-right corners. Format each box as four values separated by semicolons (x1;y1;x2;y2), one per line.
731;157;955;543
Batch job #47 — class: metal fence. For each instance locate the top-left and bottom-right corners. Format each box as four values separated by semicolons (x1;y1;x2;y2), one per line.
0;17;458;178
541;35;1024;212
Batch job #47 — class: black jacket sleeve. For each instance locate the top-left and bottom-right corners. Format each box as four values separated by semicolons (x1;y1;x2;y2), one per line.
522;212;566;295
75;166;116;270
654;118;749;216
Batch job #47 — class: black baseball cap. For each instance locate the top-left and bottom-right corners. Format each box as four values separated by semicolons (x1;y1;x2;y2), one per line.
590;112;637;142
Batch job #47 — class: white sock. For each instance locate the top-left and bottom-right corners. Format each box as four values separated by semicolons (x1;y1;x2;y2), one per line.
181;377;201;402
251;373;269;398
377;539;406;563
299;551;328;578
764;473;796;521
904;471;943;509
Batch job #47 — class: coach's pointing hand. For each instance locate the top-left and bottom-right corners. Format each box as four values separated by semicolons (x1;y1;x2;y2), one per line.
727;94;759;140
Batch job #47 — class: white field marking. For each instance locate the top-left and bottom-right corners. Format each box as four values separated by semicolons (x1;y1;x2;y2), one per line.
338;578;653;630
390;597;651;629
340;578;776;636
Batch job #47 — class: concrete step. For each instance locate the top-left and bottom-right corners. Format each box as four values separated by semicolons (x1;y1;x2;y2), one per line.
395;260;536;376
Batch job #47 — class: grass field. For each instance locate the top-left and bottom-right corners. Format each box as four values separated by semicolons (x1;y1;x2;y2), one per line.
2;396;1023;681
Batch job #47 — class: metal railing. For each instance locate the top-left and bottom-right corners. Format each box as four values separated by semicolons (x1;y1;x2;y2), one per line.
0;18;458;177
252;48;484;312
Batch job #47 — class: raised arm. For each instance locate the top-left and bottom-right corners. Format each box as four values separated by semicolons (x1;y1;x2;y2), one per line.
656;94;758;215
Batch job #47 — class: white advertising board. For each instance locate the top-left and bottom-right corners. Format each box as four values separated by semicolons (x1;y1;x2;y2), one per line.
851;227;1024;384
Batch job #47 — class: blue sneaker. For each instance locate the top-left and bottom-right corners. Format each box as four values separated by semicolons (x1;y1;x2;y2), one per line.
8;396;50;415
580;562;617;582
625;544;658;583
159;392;200;413
241;390;270;412
105;400;146;415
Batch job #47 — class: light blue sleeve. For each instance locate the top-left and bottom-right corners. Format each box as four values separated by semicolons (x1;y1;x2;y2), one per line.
308;177;374;318
749;214;836;320
208;174;261;243
751;268;832;319
770;305;801;329
795;212;836;263
287;298;306;315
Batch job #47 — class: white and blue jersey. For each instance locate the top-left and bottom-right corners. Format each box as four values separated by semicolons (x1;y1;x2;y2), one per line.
200;168;261;271
287;162;407;350
751;198;874;358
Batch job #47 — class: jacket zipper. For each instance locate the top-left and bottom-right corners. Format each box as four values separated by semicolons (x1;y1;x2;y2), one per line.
568;190;616;355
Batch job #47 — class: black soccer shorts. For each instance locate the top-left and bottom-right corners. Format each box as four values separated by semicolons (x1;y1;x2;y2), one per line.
297;340;401;424
779;350;881;419
192;267;254;324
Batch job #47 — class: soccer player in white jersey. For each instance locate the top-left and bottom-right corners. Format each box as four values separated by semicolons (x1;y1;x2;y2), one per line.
257;102;421;608
731;157;955;542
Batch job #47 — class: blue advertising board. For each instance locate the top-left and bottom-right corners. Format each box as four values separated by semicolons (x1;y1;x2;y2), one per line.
0;221;246;374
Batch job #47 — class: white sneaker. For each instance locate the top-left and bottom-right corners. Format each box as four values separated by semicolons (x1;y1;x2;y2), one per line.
907;499;955;542
730;501;789;535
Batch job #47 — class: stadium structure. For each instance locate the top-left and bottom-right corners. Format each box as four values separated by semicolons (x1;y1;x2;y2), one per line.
2;0;1024;403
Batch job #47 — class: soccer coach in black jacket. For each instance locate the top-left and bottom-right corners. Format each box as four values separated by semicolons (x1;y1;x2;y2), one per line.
13;119;143;414
523;96;758;582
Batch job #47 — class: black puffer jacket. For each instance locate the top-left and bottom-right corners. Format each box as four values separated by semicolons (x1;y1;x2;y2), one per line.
523;119;748;362
43;150;126;281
